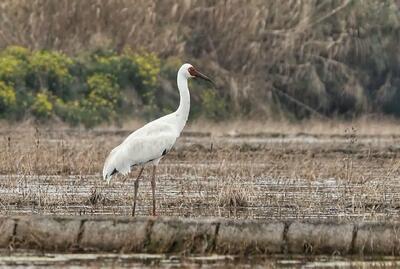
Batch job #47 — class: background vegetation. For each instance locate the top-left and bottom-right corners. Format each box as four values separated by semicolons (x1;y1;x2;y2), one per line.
0;0;400;126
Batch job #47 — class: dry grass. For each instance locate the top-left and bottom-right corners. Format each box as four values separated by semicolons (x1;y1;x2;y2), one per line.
0;120;400;220
188;116;400;136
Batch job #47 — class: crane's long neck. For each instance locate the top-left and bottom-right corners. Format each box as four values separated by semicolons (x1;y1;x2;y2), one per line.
175;72;190;132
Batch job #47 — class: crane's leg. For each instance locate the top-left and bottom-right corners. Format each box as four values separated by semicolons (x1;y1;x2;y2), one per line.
151;165;157;216
132;167;145;216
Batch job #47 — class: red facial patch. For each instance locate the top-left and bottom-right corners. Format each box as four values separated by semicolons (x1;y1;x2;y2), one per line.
188;67;197;76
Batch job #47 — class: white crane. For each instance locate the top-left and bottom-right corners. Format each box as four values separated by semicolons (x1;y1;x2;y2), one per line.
102;63;213;216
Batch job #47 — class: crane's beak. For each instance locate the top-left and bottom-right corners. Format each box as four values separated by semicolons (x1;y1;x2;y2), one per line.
193;69;215;86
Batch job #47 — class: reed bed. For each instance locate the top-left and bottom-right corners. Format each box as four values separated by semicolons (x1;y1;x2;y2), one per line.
0;1;399;118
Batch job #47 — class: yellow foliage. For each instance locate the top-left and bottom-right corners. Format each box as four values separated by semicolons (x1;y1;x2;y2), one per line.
130;52;160;87
0;81;16;111
30;51;73;79
87;74;119;105
2;46;30;60
32;91;53;118
0;55;27;81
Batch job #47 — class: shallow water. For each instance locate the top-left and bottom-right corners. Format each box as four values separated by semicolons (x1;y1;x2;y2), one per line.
0;172;399;221
0;253;399;268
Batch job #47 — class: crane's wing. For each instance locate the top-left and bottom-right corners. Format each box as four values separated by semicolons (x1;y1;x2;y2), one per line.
102;123;178;183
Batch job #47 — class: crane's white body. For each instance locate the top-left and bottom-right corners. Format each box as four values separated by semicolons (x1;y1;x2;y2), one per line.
102;63;192;183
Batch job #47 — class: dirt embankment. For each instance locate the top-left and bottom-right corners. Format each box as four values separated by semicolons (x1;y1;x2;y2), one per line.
1;216;399;255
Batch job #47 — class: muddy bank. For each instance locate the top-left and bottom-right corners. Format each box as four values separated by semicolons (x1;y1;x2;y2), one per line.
1;216;399;255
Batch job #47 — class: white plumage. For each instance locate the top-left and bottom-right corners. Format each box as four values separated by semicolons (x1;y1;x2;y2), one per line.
102;120;178;181
102;63;213;215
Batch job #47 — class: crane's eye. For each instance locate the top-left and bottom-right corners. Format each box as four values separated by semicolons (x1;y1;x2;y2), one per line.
188;67;197;77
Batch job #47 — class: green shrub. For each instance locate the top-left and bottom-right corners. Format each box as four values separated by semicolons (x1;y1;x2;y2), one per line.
0;45;215;126
128;51;161;119
85;52;137;86
86;74;120;103
79;74;121;127
31;91;53;119
130;52;160;88
77;50;141;114
0;55;28;84
54;98;82;125
30;51;72;79
200;89;228;120
0;46;31;85
2;46;30;61
160;57;182;80
0;81;16;114
29;50;73;97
